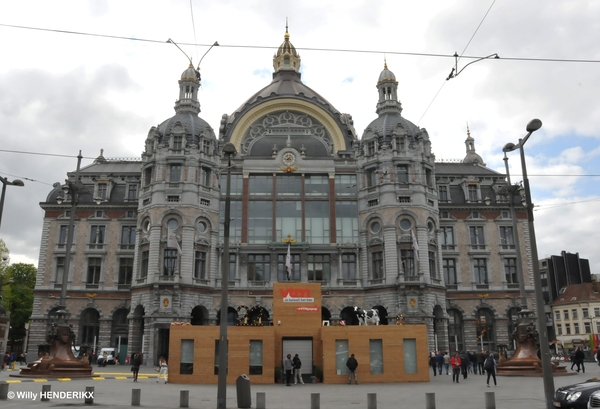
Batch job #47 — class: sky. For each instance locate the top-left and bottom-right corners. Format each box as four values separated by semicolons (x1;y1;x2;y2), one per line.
1;0;599;273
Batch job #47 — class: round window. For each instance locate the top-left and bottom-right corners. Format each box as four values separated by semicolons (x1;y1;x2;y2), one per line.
399;218;412;231
371;221;381;234
142;220;151;232
167;218;179;230
427;221;435;232
198;221;207;233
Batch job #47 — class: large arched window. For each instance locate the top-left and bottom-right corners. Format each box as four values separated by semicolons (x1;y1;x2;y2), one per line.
476;308;496;352
79;308;100;346
447;309;463;354
191;306;209;325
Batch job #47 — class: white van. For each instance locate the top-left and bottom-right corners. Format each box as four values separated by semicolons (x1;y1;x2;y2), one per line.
97;348;115;366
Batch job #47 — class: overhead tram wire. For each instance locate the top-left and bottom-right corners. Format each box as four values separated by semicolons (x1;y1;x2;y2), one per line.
0;148;96;160
417;0;497;126
1;23;599;64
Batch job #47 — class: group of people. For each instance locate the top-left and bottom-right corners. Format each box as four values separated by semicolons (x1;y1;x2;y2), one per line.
1;352;27;370
569;347;587;373
129;352;168;384
283;353;305;385
429;350;498;387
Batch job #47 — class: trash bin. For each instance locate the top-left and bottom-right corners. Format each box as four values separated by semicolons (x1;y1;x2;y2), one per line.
236;374;252;409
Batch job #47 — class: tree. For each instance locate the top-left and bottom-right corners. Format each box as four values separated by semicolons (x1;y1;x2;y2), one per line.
4;262;36;351
0;238;10;308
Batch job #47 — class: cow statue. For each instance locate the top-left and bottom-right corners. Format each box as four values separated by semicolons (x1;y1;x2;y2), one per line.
354;306;380;326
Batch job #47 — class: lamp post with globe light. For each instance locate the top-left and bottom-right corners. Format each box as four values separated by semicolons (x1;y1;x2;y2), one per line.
503;119;555;409
0;175;25;231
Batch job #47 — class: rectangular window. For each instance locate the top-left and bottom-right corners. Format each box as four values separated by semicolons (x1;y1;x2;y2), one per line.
366;169;377;187
202;140;211;155
505;258;518;284
163;249;178;276
596;322;600;334
121;226;136;248
335;340;349;375
334;174;357;196
585;322;591;333
438;185;448;201
557;325;562;335
403;339;417;374
59;225;69;244
55;257;65;284
87;257;102;284
370;339;383;374
572;309;578;319
127;184;138;201
467;184;478;201
144;167;153;186
499;226;515;248
305;175;329;196
248;175;273;196
170;164;182;182
371;251;384;280
249;340;263;375
180;339;194;374
140;250;149;279
583;308;589;318
247;254;271;282
118;258;133;285
429;251;437;279
97;183;108;199
275;201;302;241
396;165;408;183
308;254;331;282
173;136;183;150
220;173;243;196
219;200;242;242
336;201;359;243
401;249;415;278
89;226;106;246
277;253;300;281
574;323;580;334
555;311;561;321
367;141;376;156
305;201;330;244
443;258;457;286
194;251;207;279
425;168;433;187
564;310;569;320
248;201;273;244
341;253;357;281
229;254;236;281
596;308;600;317
469;226;485;249
441;226;455;250
200;167;212;187
474;258;487;284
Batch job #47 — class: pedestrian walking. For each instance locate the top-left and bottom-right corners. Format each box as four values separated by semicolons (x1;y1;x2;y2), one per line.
429;352;437;377
157;356;168;384
284;354;294;386
451;352;462;383
575;347;585;373
346;353;359;384
292;354;305;384
443;352;450;375
132;352;142;382
484;353;497;387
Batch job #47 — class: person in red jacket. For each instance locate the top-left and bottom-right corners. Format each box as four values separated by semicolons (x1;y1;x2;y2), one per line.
450;352;462;383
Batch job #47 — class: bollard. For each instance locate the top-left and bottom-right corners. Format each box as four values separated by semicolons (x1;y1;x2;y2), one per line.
180;390;189;408
485;391;496;409
256;392;266;409
425;392;436;409
0;383;9;400
131;388;141;406
85;386;94;405
311;393;320;409
367;393;377;409
41;384;51;402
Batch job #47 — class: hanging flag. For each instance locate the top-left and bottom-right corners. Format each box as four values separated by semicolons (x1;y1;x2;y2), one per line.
411;229;419;261
167;227;183;255
285;243;292;281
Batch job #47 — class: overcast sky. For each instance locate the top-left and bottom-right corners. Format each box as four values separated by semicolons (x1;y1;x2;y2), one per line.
1;0;599;274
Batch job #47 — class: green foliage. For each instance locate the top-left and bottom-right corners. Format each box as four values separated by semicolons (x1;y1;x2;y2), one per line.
274;366;282;382
3;263;36;329
313;365;323;381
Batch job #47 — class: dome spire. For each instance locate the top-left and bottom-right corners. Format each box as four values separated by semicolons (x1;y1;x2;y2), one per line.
273;21;301;74
463;125;486;166
376;60;402;115
175;63;201;114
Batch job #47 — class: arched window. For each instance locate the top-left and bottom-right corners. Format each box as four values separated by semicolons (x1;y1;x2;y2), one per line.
476;308;496;352
191;306;209;325
447;309;463;354
79;308;100;346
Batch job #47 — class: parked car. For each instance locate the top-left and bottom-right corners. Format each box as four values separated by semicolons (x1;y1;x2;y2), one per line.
588;390;600;409
554;379;600;409
96;348;116;366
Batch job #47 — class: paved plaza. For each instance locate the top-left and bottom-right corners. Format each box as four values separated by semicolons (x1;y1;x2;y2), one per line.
0;364;594;408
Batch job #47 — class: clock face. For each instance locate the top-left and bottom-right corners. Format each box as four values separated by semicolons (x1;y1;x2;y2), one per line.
282;152;296;166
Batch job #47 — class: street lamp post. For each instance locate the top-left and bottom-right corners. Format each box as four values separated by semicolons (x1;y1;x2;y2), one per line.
217;142;236;409
504;119;555;409
0;175;25;230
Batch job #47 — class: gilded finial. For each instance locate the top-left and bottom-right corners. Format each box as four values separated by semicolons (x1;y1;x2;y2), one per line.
285;18;289;38
466;122;471;137
384;56;388;70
